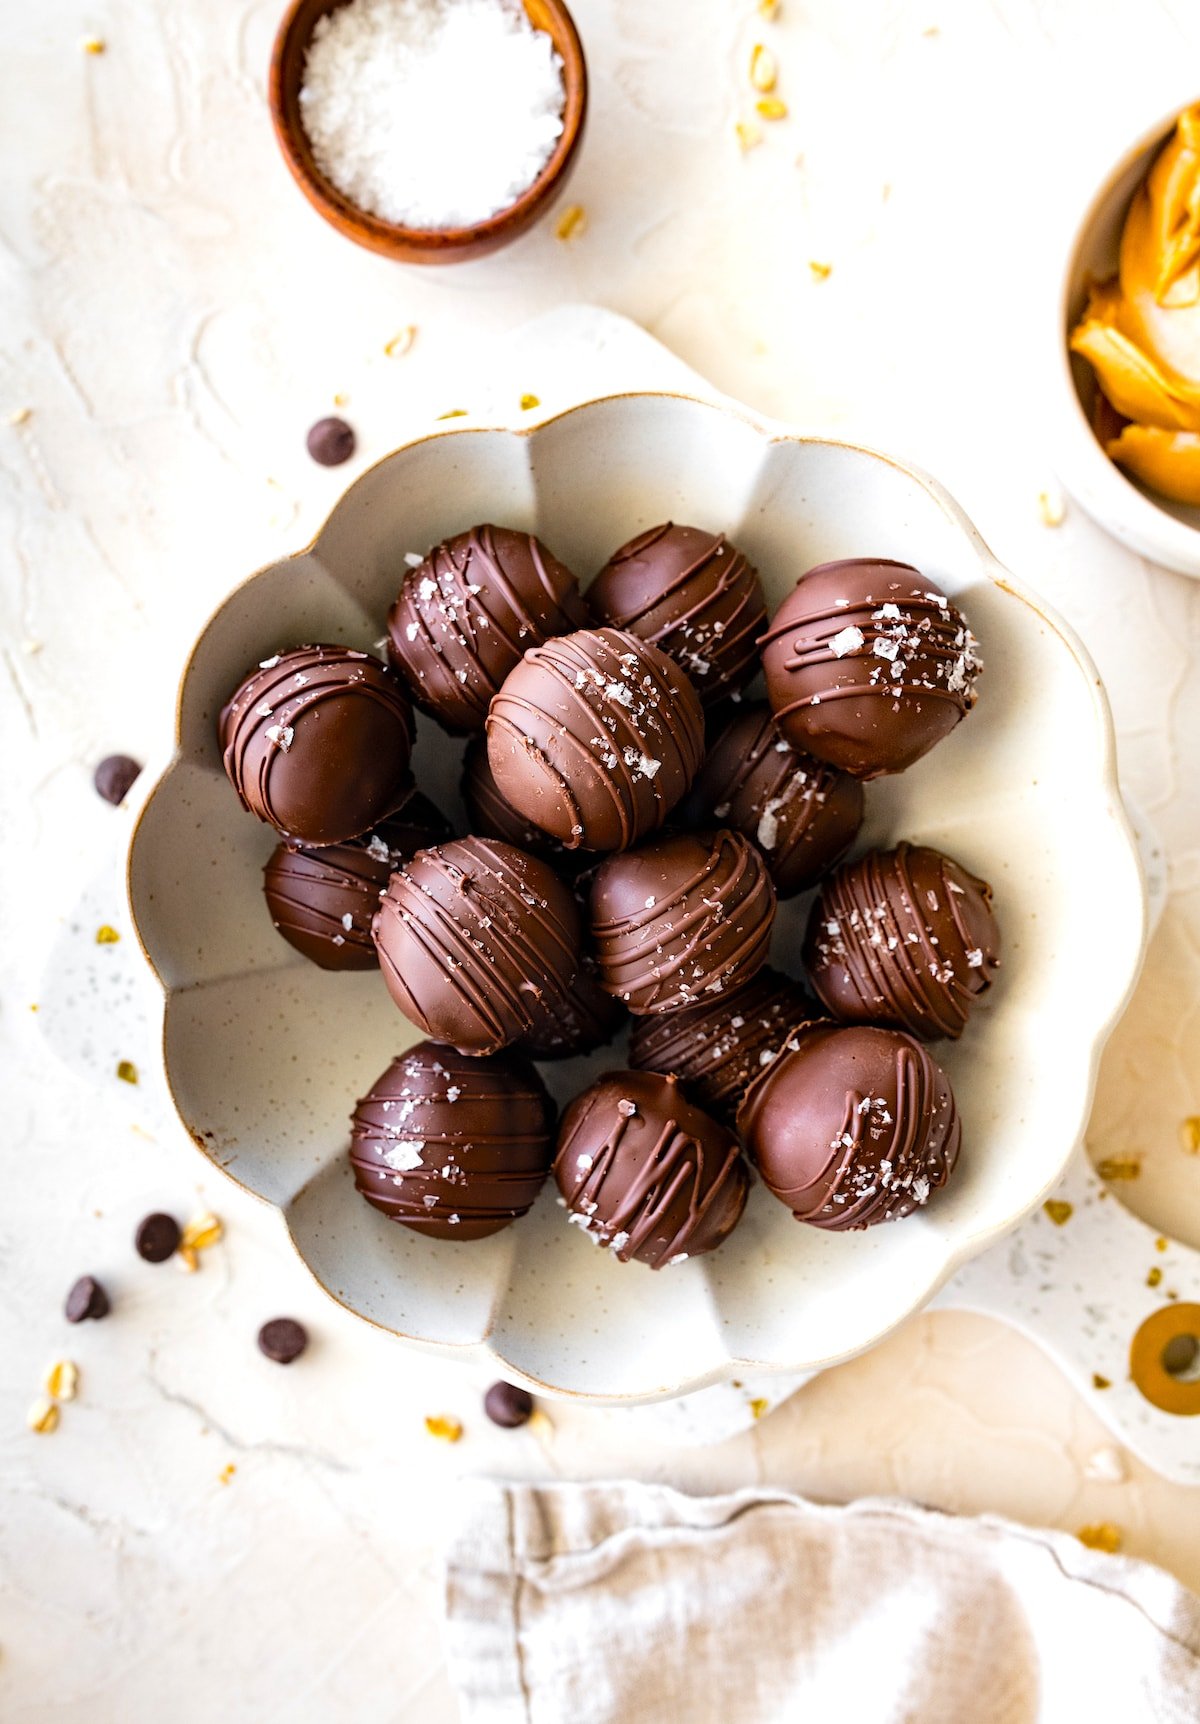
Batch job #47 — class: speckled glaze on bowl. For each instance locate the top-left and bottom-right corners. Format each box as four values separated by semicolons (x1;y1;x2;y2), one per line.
127;391;1146;1402
1054;98;1200;576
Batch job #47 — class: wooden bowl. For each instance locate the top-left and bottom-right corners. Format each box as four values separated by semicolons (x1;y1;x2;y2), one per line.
269;0;587;264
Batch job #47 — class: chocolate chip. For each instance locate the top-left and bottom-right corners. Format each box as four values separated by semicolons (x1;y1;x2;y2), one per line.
65;1275;110;1322
135;1212;181;1263
257;1318;308;1364
484;1380;534;1428
94;754;142;805
306;416;356;467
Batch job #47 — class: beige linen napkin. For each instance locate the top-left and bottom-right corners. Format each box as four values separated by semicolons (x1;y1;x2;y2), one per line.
444;1481;1200;1723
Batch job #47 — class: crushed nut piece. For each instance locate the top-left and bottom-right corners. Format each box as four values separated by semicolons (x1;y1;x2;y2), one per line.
436;409;468;421
44;1360;79;1402
519;393;541;411
808;260;832;280
1146;1266;1163;1288
182;1211;223;1253
749;43;777;91
736;121;763;153
756;97;788;120
1077;1522;1123;1554
218;1462;237;1485
1043;1199;1073;1226
1180;1116;1200;1154
1092;1373;1112;1390
175;1244;200;1274
332;391;348;408
527;1407;556;1443
81;35;106;54
27;1397;59;1434
1155;1236;1168;1252
384;325;417;358
1096;1155;1140;1181
758;0;780;15
7;406;31;426
1037;487;1066;526
555;203;587;242
425;1414;463;1443
749;1397;770;1420
116;1060;138;1085
95;925;120;945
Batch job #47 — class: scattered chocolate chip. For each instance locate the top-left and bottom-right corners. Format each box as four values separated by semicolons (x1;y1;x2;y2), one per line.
306;416;356;467
94;754;142;805
258;1318;308;1364
484;1380;534;1428
135;1212;181;1263
65;1275;110;1323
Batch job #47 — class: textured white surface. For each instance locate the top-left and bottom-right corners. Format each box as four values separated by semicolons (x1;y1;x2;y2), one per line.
3;2;1200;1719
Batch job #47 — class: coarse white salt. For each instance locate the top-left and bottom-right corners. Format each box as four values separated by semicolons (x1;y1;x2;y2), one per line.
299;0;566;229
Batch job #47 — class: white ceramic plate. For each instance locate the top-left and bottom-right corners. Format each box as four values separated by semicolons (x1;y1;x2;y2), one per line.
127;391;1146;1402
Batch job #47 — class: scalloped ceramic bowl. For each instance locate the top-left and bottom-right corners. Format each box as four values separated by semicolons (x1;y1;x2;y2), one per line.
127;391;1146;1402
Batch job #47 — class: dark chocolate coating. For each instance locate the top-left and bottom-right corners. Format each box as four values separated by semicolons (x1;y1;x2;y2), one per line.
386;525;588;733
461;734;586;876
349;1041;554;1239
372;837;584;1055
737;1022;961;1228
553;1069;749;1267
518;959;627;1061
219;645;414;845
627;964;823;1126
486;627;705;852
587;522;767;707
263;841;387;971
677;702;864;896
369;783;456;861
589;829;776;1015
760;559;982;778
804;842;1000;1041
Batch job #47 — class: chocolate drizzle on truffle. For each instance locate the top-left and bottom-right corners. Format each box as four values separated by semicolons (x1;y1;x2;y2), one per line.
486;627;705;853
460;733;586;875
804;842;1000;1041
627;964;823;1125
760;560;982;778
386;525;587;733
678;702;864;895
737;1022;961;1229
349;1041;554;1239
553;1070;749;1267
372;837;583;1055
518;960;627;1062
589;829;776;1015
587;522;767;706
219;645;414;844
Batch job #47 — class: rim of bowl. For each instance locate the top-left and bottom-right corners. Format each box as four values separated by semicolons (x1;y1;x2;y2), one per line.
125;389;1149;1401
268;0;588;259
1053;96;1200;577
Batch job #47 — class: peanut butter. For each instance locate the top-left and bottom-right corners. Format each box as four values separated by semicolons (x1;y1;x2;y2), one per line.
1071;104;1200;505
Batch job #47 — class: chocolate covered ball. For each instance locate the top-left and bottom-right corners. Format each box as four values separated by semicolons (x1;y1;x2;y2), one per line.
460;734;585;876
486;627;705;852
628;964;823;1126
737;1023;961;1228
518;958;627;1062
261;786;450;971
804;842;1000;1041
386;525;588;733
590;829;776;1015
219;645;414;845
553;1070;749;1267
587;523;767;707
677;702;864;896
760;559;982;778
372;837;583;1055
349;1041;554;1239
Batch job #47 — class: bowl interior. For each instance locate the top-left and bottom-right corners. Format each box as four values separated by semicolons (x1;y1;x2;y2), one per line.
129;394;1145;1399
270;0;587;260
1063;113;1200;537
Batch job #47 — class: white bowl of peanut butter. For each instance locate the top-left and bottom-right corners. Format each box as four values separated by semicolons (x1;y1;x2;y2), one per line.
1057;100;1200;576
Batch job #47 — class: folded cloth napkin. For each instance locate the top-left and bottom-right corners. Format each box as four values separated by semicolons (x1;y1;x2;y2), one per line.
444;1481;1200;1724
